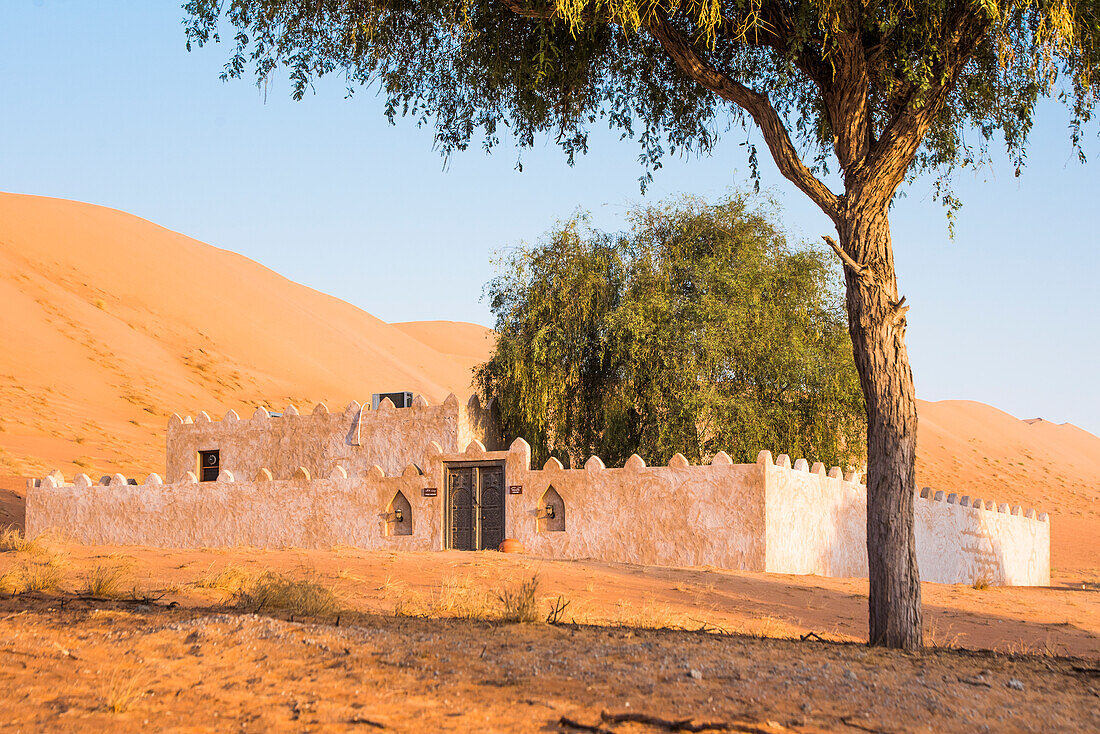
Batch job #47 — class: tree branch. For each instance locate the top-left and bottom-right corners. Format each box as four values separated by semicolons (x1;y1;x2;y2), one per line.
647;12;840;221
499;0;557;19
715;3;829;87
822;235;871;282
855;9;991;202
825;4;873;171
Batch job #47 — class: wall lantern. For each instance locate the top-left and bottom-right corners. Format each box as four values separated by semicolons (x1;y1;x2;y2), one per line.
394;508;404;523
544;504;556;520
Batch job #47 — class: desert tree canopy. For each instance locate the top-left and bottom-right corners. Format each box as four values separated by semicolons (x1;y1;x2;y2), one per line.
184;0;1099;201
477;193;866;472
184;0;1100;650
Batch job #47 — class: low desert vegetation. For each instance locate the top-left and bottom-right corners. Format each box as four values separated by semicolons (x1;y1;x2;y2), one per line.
925;621;965;650
389;573;570;624
392;574;496;619
20;559;66;593
0;556;66;595
429;574;494;618
233;570;340;618
0;526;45;555
193;563;255;594
0;529;67;594
496;574;541;623
102;668;145;714
81;563;130;599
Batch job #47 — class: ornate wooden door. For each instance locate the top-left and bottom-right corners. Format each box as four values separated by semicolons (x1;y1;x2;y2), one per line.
445;463;506;551
477;465;505;551
447;467;476;551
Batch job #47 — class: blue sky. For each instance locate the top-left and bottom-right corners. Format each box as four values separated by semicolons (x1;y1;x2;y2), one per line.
3;2;1098;435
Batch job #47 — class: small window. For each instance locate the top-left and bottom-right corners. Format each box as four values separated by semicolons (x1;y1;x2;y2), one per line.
198;450;220;482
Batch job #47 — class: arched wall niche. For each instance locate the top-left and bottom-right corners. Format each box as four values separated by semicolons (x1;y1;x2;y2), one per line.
387;491;413;536
538;486;566;533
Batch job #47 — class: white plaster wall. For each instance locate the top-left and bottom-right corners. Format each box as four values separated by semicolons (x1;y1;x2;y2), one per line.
760;453;1050;585
914;496;1050;586
466;442;769;571
763;459;867;577
29;436;1049;587
166;395;500;482
27;471;442;551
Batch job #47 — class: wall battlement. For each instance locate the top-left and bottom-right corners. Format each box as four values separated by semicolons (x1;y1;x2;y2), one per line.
166;393;502;481
29;433;1050;586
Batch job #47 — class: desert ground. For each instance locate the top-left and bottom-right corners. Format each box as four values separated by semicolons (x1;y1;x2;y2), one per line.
1;192;1098;730
0;540;1097;732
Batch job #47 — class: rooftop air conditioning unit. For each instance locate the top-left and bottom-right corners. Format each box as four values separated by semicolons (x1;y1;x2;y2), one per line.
372;391;414;409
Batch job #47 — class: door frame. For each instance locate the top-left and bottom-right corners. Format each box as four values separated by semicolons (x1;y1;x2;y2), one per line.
443;460;506;551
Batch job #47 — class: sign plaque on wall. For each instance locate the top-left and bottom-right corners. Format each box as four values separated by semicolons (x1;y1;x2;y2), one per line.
422;487;438;497
508;485;523;495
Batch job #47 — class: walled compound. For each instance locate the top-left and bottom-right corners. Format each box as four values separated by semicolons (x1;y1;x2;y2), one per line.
26;393;1050;586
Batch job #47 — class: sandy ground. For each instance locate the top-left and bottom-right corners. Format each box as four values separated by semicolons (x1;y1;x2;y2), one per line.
9;544;1095;658
0;543;1097;732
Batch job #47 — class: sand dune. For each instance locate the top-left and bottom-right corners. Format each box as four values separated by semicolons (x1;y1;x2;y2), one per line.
0;192;481;478
0;192;1095;579
392;320;495;374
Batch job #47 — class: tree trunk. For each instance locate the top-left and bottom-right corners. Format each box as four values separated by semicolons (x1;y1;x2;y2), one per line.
838;203;922;650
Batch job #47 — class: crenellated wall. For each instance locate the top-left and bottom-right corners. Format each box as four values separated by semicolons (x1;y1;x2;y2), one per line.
27;464;441;551
761;452;868;577
165;394;502;482
757;451;1050;585
28;414;1050;586
493;445;768;571
913;489;1050;586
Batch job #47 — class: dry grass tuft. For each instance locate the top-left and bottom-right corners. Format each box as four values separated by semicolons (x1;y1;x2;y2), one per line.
740;614;789;639
925;620;964;649
389;574;497;619
0;526;45;555
496;574;541;623
971;576;991;590
613;600;681;630
82;564;129;599
20;559;66;592
234;570;340;617
193;563;254;594
0;569;21;594
0;554;67;594
433;574;495;618
102;668;145;713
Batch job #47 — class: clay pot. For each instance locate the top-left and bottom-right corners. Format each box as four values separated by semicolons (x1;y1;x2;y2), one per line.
498;538;526;554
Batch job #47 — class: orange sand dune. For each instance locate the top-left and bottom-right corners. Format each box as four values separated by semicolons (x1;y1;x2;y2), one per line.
0;192;1096;580
0;192;480;479
392;320;495;374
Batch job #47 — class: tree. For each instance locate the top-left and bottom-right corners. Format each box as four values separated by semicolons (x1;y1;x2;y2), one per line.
184;0;1100;648
478;193;866;472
